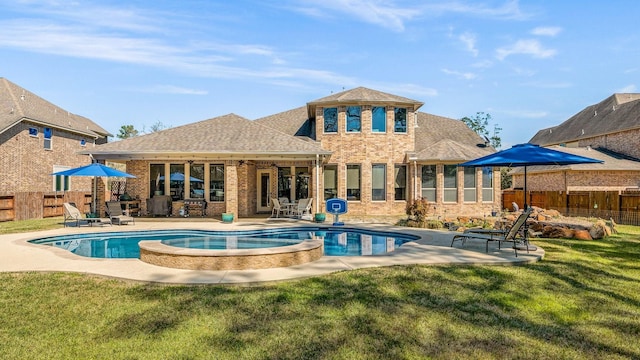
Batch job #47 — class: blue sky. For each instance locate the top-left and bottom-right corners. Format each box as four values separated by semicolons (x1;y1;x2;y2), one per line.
1;0;638;147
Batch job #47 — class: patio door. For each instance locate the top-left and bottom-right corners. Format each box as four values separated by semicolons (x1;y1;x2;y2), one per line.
257;170;272;213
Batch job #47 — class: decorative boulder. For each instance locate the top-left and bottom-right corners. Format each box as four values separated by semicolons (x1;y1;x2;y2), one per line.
589;220;608;240
573;229;593;240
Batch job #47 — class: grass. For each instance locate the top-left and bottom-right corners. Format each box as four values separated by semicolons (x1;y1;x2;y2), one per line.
0;222;639;359
0;217;63;234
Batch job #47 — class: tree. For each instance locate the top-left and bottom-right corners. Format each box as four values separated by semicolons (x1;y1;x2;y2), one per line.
117;125;139;139
460;112;501;149
500;167;512;190
149;121;167;133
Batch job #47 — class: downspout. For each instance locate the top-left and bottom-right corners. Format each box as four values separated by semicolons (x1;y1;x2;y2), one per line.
315;154;320;214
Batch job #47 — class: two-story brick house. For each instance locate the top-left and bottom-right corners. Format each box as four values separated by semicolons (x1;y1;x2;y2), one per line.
517;93;640;192
0;78;111;221
86;87;499;219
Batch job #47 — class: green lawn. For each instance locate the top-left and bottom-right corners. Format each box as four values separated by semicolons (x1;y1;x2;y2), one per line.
1;223;639;359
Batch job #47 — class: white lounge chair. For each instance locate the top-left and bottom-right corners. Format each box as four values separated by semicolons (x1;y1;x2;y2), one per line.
63;202;111;227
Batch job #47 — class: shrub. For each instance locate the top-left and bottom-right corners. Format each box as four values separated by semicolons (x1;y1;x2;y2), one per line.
405;198;431;224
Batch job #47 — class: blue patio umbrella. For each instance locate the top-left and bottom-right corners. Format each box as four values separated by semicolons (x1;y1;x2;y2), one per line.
460;143;603;209
52;163;136;213
159;172;203;182
460;143;602;251
52;163;136;178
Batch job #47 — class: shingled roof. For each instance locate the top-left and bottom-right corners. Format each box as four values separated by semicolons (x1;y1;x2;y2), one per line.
0;78;110;138
86;113;329;160
254;106;314;140
306;87;424;119
530;93;640;146
413;112;494;162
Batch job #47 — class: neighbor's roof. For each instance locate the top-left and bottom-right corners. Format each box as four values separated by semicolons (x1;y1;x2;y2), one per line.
413;112;495;162
530;93;640;146
0;77;110;138
306;87;424;118
509;146;640;174
85;113;330;160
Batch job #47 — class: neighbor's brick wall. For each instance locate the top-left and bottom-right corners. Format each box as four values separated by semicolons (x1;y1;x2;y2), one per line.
0;121;93;192
578;129;640;159
512;170;640;192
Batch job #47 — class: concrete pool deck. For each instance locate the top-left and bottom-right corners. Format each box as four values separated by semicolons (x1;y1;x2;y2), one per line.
0;218;544;284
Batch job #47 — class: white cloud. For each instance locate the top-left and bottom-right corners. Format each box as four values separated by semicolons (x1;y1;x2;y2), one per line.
531;26;562;37
616;84;637;93
442;68;477;80
295;0;422;32
459;32;478;56
290;0;530;32
496;39;557;60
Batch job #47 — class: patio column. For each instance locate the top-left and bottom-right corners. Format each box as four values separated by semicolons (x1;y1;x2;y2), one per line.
225;160;238;218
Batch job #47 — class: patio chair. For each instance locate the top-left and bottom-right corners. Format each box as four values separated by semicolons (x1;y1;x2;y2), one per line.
63;202;111;227
105;201;135;225
271;198;285;218
292;198;313;219
451;208;532;256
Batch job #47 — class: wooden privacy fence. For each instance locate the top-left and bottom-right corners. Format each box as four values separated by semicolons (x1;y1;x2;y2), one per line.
503;190;640;226
0;192;92;222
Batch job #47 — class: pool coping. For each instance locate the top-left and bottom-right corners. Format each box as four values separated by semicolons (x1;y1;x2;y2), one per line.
0;219;545;285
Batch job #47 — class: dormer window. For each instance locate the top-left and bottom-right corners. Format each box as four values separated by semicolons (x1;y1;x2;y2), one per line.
346;106;361;132
323;107;338;133
394;108;407;133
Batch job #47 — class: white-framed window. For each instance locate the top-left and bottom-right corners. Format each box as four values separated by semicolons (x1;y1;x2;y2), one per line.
444;165;457;202
394;165;407;200
210;164;225;202
346;106;361;133
464;167;476;202
52;165;70;191
29;127;38;137
44;127;52;150
372;164;386;201
482;166;493;202
323;107;338;133
346;164;361;201
421;165;436;202
324;165;338;200
372;106;386;133
394;107;407;133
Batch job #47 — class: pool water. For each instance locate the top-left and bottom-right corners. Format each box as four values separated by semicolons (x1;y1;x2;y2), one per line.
30;227;418;259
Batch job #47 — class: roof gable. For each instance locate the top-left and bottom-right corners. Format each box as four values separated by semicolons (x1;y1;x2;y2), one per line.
530;93;640;145
0;78;110;138
306;87;424;118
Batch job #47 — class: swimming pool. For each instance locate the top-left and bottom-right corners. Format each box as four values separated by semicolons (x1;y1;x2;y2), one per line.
30;227;418;258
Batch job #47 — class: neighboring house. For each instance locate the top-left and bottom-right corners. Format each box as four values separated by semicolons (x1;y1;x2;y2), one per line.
87;87;500;218
509;146;640;192
519;93;640;192
0;78;111;220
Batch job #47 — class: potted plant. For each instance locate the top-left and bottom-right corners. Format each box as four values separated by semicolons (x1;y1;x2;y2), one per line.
314;212;326;223
221;213;234;223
